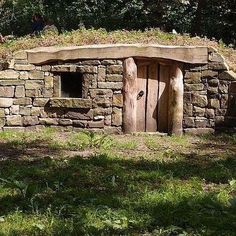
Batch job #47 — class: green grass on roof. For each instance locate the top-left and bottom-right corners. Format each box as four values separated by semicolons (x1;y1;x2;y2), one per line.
0;28;235;71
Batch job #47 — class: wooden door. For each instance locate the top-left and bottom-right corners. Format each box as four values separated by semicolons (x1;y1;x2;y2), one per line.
136;60;170;132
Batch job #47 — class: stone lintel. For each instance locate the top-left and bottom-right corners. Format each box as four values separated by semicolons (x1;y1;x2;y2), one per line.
26;44;209;65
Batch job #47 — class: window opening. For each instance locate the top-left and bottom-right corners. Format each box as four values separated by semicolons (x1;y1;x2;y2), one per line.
60;72;83;98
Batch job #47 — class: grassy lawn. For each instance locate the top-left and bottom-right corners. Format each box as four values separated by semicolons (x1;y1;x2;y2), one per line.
0;129;236;235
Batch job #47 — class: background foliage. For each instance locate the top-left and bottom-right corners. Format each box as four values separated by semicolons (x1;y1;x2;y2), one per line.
0;0;235;46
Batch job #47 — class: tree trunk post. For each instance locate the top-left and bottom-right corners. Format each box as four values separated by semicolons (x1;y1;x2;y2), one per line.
123;57;137;133
168;63;184;136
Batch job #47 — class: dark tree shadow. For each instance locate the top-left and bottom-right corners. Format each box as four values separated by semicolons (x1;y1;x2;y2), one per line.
0;134;236;235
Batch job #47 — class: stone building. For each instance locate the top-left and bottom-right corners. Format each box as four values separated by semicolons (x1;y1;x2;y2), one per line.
0;44;235;134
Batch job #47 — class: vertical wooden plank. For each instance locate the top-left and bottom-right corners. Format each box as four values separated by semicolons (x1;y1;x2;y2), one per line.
123;58;138;133
146;63;158;132
136;64;147;132
158;64;170;132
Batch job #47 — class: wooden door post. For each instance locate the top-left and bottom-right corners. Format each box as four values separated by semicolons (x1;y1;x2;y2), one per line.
168;63;184;135
123;57;138;133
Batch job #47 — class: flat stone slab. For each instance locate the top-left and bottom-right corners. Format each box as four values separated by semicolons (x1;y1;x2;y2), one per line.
49;98;92;108
26;44;209;65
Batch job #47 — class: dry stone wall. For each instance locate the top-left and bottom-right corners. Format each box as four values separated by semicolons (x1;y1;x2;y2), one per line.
183;60;236;134
0;46;236;134
0;51;123;133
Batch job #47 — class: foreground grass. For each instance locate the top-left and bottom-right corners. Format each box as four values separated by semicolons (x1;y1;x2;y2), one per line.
0;129;236;235
0;28;235;72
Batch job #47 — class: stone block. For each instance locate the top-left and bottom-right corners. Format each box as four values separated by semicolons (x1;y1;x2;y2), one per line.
42;88;53;98
208;79;219;87
207;87;218;95
25;80;44;89
101;60;116;65
20;107;31;116
184;128;214;135
208;62;228;71
5;108;10;115
93;107;112;116
31;107;43;117
0;109;5;117
26;89;42;97
97;66;106;82
90;89;113;98
184;117;195;128
14;64;36;71
205;109;215;118
107;65;123;74
65;109;93;120
184;92;192;102
19;72;29;80
59;119;73;126
29;71;45;80
15;86;25;98
113;94;123;107
6;115;22;126
87;120;104;128
45;76;54;88
0;98;13;108
93;97;112;108
106;74;123;82
14;98;32;106
184;72;201;84
0;118;5;127
183;104;193;116
192;93;208;107
112;107;122;126
73;120;87;128
76;66;97;74
98;82;123;89
195;118;208;128
0;86;14;97
184;83;204;91
0;80;24;86
50;98;92;108
39;118;58;125
0;70;19;79
23;116;39;126
10;105;20;115
219;71;236;81
80;60;101;65
51;65;76;72
208;99;220;109
201;70;218;78
193;106;205;117
42;65;51;71
104;115;112;126
33;98;49;107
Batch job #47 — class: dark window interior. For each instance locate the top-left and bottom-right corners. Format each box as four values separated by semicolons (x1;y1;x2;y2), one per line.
61;72;83;98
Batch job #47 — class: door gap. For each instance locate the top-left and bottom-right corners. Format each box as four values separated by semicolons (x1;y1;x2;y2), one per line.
144;65;149;132
157;63;160;131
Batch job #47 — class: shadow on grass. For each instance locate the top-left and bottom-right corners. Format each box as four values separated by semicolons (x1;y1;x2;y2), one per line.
0;135;236;235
